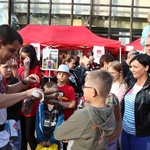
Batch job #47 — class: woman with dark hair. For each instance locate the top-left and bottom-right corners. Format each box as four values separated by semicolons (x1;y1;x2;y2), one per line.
18;45;42;150
20;45;39;69
121;54;150;150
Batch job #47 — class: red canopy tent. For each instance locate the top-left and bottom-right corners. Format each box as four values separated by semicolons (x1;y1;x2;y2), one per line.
18;24;121;54
124;38;144;51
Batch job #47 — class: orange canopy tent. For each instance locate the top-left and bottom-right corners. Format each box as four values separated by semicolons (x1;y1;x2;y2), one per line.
124;38;144;51
18;24;121;54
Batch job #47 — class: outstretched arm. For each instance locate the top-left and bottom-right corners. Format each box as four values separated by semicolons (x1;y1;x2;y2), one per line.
0;87;41;108
0;74;42;108
5;74;39;93
54;110;87;140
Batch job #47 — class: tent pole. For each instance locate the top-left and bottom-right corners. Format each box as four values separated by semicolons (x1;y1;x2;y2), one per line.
119;47;122;63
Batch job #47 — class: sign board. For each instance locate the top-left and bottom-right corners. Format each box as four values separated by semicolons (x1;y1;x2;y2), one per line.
93;46;105;64
126;45;134;51
42;47;58;70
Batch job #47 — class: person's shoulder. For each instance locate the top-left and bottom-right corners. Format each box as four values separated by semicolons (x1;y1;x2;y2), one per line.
74;66;82;71
73;108;89;119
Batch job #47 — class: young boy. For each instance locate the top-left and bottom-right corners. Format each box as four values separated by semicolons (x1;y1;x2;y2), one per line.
56;64;76;121
54;70;116;150
55;64;76;150
35;81;64;149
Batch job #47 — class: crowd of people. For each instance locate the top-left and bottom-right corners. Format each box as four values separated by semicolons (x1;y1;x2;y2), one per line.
1;24;150;150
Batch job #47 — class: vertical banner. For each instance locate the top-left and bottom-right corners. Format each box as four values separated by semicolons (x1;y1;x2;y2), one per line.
93;46;105;64
42;47;58;70
30;43;41;61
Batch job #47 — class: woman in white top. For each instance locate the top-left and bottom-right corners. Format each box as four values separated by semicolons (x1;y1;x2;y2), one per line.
108;61;127;103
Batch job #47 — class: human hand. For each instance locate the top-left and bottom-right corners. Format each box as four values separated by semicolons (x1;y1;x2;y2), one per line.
46;141;52;147
40;141;47;147
44;87;59;104
32;90;44;102
26;88;43;99
23;56;30;67
11;59;18;69
23;74;40;85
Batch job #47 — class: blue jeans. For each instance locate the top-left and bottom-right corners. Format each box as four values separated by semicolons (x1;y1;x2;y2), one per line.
121;129;150;150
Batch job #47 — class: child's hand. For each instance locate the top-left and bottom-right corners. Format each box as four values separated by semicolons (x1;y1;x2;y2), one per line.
40;141;47;147
24;56;30;67
46;141;52;147
11;59;18;69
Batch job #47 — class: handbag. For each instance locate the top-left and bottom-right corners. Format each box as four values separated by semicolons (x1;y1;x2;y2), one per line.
35;143;58;150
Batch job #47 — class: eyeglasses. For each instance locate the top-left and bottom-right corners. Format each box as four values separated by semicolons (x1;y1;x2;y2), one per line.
145;44;150;48
82;85;93;90
82;85;98;95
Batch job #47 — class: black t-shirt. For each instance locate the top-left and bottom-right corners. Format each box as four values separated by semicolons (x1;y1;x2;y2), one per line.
43;104;63;140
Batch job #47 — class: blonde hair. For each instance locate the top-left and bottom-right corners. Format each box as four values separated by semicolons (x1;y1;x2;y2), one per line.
108;61;125;85
61;54;75;64
85;70;113;99
79;56;89;68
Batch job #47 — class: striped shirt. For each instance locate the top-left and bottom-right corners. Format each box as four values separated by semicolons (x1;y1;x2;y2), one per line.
123;84;142;135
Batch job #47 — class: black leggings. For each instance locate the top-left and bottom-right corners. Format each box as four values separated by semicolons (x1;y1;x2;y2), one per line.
19;116;37;150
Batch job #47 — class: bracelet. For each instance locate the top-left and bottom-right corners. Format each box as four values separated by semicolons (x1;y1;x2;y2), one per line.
22;79;28;85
